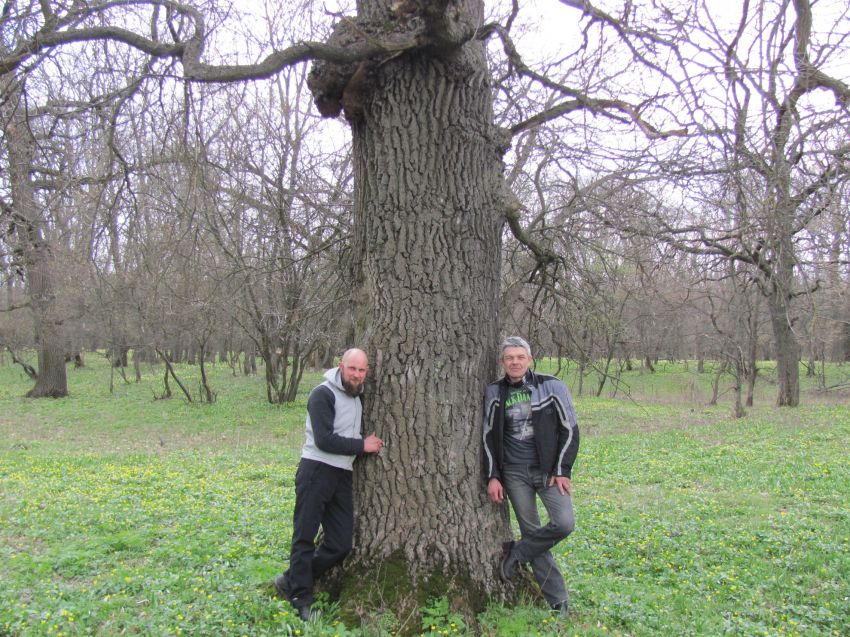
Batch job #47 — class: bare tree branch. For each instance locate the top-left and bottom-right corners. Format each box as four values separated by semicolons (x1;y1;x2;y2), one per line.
489;24;687;139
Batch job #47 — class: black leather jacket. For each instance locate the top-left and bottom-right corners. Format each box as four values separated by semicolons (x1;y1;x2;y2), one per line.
482;370;579;480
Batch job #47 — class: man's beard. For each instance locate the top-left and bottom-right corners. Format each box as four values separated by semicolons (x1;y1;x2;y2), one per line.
341;377;364;396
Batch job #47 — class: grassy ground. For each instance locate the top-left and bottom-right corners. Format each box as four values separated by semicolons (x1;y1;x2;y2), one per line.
1;354;848;636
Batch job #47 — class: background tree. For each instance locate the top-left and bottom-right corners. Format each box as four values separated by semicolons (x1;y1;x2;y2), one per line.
195;64;352;403
588;0;850;406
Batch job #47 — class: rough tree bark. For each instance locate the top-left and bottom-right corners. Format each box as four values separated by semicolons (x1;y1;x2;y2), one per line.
308;0;514;626
744;294;760;407
1;73;68;398
768;284;801;407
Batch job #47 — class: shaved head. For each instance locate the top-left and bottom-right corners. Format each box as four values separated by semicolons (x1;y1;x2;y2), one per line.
339;348;368;395
341;348;368;366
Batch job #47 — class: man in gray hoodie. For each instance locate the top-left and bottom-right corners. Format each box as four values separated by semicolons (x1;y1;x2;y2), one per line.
275;348;383;620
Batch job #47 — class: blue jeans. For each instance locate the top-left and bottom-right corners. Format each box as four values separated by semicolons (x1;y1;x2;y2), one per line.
502;464;575;606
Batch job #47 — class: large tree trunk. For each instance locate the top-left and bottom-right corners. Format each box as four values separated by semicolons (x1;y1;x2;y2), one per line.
310;0;513;625
2;73;68;398
828;288;850;363
764;217;800;407
768;290;800;407
27;291;68;398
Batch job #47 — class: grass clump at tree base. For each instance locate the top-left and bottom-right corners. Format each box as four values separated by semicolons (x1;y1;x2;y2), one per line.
324;553;487;636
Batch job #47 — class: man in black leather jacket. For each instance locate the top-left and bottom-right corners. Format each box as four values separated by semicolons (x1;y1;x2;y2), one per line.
482;336;579;615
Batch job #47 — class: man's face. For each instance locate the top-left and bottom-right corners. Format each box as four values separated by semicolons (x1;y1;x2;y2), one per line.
339;353;368;395
500;346;532;383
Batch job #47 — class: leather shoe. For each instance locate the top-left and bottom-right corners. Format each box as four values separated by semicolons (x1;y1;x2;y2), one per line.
499;540;519;580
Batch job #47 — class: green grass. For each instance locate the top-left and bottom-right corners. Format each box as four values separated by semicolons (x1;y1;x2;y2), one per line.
1;354;848;636
537;357;850;407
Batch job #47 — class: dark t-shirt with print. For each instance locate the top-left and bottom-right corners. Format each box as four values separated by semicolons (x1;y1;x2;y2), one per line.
503;384;538;465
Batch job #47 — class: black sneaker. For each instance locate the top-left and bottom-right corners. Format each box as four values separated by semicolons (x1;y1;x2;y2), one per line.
499;540;519;581
551;597;569;617
294;603;322;622
296;604;312;622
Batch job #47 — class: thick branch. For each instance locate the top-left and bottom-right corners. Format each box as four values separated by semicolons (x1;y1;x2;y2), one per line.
5;346;38;379
791;0;850;107
503;196;561;269
1;0;441;84
182;36;422;82
511;97;688;138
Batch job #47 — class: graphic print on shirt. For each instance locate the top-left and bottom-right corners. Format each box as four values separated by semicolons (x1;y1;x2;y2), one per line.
504;386;537;465
505;388;533;439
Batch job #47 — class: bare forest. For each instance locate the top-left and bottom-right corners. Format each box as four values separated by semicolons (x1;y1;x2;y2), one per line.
2;0;849;614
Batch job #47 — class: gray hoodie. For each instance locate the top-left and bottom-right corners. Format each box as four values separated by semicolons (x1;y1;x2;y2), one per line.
300;367;365;470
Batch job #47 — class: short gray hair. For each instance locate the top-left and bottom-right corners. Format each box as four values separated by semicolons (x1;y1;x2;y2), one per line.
500;336;532;359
